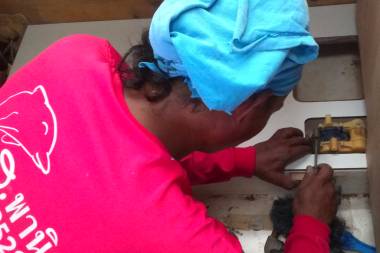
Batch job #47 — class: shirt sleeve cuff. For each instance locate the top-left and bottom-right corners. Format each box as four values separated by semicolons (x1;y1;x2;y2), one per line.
292;215;331;240
233;147;256;177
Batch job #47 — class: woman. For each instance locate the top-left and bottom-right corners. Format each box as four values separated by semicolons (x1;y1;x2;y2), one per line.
0;0;337;252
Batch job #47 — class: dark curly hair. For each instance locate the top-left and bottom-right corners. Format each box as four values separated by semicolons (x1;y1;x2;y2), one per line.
270;196;346;253
118;31;184;102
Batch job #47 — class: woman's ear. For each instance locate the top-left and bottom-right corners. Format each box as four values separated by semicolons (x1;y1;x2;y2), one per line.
232;91;273;122
189;99;208;113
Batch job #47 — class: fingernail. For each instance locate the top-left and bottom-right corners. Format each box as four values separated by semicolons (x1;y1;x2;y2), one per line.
306;166;315;174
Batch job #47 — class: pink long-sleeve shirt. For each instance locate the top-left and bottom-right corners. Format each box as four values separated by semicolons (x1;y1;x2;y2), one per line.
0;34;329;252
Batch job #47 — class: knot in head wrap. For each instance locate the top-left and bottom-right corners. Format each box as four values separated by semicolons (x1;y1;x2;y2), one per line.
140;0;319;113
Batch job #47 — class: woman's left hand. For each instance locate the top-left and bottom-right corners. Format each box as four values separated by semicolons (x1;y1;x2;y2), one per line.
253;128;311;189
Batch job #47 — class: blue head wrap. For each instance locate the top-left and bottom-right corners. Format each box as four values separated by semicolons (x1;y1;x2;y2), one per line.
139;0;319;113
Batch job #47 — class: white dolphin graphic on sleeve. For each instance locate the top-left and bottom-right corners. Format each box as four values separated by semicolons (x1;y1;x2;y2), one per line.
0;85;58;175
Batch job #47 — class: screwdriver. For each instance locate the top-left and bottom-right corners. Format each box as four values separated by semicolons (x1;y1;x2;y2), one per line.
312;128;320;169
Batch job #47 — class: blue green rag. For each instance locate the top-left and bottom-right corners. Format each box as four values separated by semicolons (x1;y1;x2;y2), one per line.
140;0;319;113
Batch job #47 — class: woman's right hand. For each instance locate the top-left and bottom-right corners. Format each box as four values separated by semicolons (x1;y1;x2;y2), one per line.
293;164;338;224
